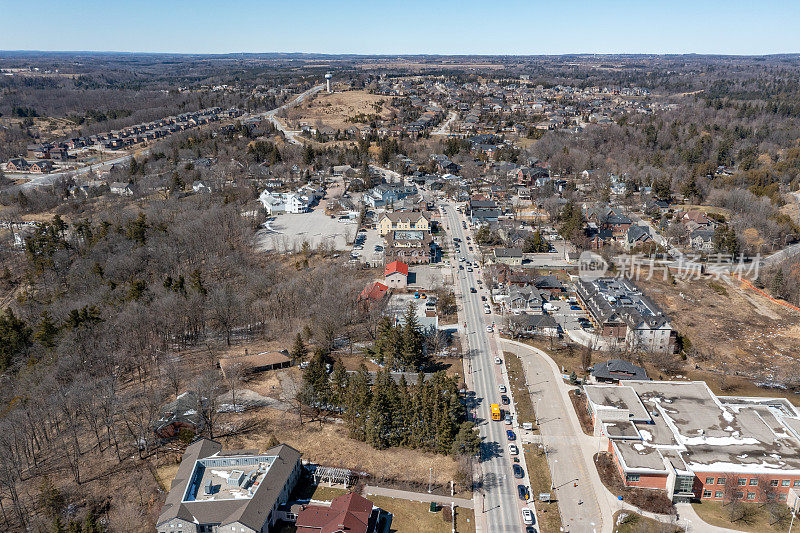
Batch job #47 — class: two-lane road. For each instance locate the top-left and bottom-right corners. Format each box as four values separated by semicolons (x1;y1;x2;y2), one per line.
444;204;523;532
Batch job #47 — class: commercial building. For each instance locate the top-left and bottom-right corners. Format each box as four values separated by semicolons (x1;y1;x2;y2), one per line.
377;211;431;236
157;439;302;533
585;380;800;503
575;277;675;353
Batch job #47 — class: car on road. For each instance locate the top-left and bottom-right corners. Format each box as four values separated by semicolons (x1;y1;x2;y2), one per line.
467;267;473;272
509;444;519;455
501;394;510;405
570;305;581;310
513;463;524;478
486;325;493;332
522;508;534;525
506;429;516;441
481;295;487;302
459;265;464;270
494;356;502;365
470;287;477;293
498;385;507;394
543;302;558;312
505;413;512;425
517;484;529;501
468;246;474;251
484;305;491;314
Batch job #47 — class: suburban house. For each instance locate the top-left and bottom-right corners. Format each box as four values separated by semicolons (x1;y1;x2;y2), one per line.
294;492;380;533
219;350;292;379
29;160;54;174
585;381;800;503
493;247;523;266
109;182;134;196
505;285;546;313
154;391;204;440
576;277;675;353
157;439;303;533
377;211;431;236
624;225;653;251
590;359;650;383
689;229;715;252
384;261;409;288
359;281;389;306
363;184;417;209
506;313;560;337
5;158;30;172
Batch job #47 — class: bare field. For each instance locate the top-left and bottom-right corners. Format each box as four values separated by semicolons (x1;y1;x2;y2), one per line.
220;407;462;488
638;272;800;374
284;90;398;131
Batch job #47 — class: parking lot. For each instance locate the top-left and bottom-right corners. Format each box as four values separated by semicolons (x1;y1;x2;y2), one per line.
254;208;356;252
544;298;591;333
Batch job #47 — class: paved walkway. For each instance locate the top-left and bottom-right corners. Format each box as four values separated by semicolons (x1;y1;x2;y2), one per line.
363;485;474;509
675;503;748;533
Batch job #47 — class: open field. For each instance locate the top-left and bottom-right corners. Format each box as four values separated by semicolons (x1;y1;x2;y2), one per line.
284;90;399;131
691;501;793;532
367;495;474;533
220;407;464;491
254;208;357;252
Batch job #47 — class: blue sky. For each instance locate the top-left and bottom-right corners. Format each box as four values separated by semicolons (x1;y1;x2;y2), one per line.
1;0;798;55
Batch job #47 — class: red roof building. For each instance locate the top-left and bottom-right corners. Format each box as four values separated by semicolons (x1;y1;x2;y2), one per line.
295;492;377;533
358;281;389;303
384;261;409;277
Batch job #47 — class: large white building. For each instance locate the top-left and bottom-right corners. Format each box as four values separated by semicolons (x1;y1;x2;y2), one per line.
259;191;309;215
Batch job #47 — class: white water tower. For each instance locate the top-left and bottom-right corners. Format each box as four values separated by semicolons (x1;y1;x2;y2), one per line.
325;72;332;93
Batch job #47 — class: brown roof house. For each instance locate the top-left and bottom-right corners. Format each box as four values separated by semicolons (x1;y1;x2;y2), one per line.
156;439;303;533
294;492;379;533
219;350;292;379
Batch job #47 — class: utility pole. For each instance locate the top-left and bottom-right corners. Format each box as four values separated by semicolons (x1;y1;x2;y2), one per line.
428;466;433;493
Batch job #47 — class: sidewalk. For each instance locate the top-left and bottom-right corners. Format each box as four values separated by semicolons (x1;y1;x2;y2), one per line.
363;485;474;509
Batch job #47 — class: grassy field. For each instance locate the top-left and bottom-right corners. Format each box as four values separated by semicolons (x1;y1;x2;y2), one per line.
612;511;683;533
691;501;794;532
523;444;562;533
504;351;536;426
367;495;474;533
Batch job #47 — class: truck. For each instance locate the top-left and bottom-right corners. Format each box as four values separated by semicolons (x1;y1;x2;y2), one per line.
490;403;502;421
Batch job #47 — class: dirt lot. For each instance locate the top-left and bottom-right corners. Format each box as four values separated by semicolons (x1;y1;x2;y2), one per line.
594;453;675;515
367;495;475;533
284;90;399;131
637;272;800;382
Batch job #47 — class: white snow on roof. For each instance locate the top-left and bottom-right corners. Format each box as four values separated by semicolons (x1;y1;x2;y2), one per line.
639;429;653;442
681;435;760;447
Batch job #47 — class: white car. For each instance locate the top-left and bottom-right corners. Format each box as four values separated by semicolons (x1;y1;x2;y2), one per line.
522;508;534;525
498;385;507;394
509;444;519;455
543;302;558;312
494;356;502;365
484;305;491;314
486;325;493;332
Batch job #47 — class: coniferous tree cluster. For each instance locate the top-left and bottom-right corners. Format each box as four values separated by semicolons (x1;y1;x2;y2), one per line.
300;354;480;457
373;304;428;371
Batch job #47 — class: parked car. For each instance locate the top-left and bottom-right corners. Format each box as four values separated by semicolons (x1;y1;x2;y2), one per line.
508;444;519;455
570;305;581;310
513;463;524;478
543;302;558;312
498;385;507;394
494;356;502;365
486;325;493;332
522;508;534;525
481;295;487;301
470;287;477;293
504;413;512;425
501;394;510;405
517;484;529;501
506;429;516;441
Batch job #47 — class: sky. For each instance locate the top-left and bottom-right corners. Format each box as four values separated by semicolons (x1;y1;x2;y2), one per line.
1;0;799;55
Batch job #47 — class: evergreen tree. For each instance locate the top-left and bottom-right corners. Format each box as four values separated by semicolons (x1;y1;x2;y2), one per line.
451;422;482;456
290;332;308;362
0;308;32;372
401;304;424;370
771;269;787;299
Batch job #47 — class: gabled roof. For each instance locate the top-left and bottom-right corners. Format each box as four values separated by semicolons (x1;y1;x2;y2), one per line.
359;281;389;302
592;359;650;381
296;492;375;533
385;261;409;277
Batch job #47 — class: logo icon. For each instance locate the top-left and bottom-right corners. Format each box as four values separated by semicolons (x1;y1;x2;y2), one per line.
578;251;608;281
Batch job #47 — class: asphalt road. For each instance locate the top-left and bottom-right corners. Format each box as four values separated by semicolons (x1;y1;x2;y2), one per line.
444;203;524;532
262;84;324;144
503;340;605;533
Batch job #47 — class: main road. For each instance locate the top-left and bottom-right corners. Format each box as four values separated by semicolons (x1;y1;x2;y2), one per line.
443;203;523;532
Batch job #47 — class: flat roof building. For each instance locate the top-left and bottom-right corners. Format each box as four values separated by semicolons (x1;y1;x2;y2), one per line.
585;380;800;503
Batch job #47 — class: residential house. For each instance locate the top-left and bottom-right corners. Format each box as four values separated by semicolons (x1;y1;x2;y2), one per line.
384;261;409;288
689;229;715;252
219;350;292;379
624;225;653;251
5;158;29;172
506;286;545;314
294;493;379;533
590;359;650;383
493;247;523;266
109;182;134;196
259;191;309;215
506;313;560;337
